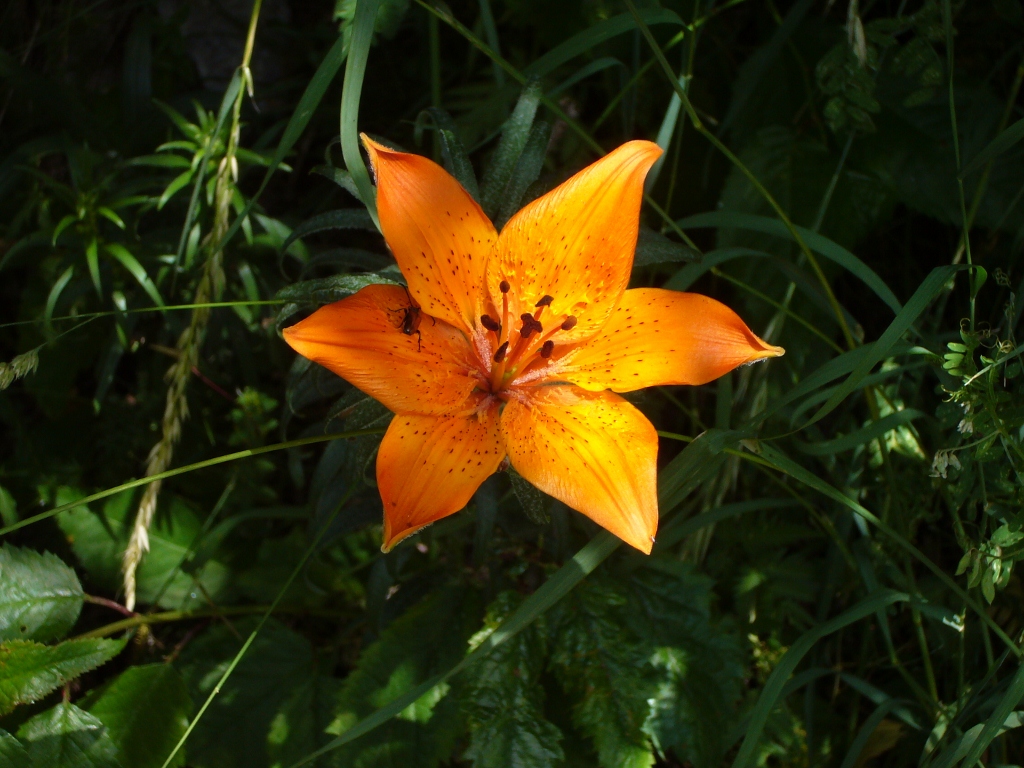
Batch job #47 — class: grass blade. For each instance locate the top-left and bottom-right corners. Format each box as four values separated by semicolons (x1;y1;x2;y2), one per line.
959;116;1024;179
793;410;925;456
340;0;382;229
104;243;165;308
957;664;1024;767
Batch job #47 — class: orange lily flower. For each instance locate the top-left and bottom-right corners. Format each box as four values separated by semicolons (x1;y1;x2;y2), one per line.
283;136;783;554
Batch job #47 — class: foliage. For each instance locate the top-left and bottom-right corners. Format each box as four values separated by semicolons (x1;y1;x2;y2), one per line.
4;0;1024;766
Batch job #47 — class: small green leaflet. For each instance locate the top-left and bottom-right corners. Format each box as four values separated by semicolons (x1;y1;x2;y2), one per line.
0;543;84;643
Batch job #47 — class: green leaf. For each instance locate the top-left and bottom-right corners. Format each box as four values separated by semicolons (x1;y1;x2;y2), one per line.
480;79;542;219
85;238;102;298
56;489;232;610
325;587;481;767
507;465;549;525
176;618;321;768
279;208;378;254
960;116;1024;178
0;543;83;642
677;210;902;315
103;244;165;308
523;8;683;79
633;228;700;268
729;591;910;768
0;728;31;768
494;120;551;229
0;638;126;715
418;108;480;201
625;565;745;768
340;0;382;229
549;578;654;768
274;273;399;331
17;702;122;768
461;592;563;768
957;664;1024;766
86;664;193;768
793;409;925;455
0;487;18;528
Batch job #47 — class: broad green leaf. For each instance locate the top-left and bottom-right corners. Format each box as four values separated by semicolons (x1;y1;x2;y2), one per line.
279;208;378;254
86;664;193;768
325;587;482;767
461;592;563;768
273;272;399;331
0;638;126;715
549;578;654;768
0;728;31;768
0;543;83;642
17;702;121;768
507;465;549;525
265;674;343;768
340;0;382;229
174;618;333;768
633;228;700;268
417;108;480;200
55;488;232;610
628;564;746;768
494;120;550;229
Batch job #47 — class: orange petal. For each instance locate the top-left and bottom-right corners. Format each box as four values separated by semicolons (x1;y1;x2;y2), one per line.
500;385;658;553
377;406;504;550
363;136;497;334
555;288;785;392
282;284;483;415
487;141;662;343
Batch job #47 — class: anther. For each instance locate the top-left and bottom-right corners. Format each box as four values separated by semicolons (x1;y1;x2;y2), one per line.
540;340;555;359
535;295;554;308
480;315;501;333
493;341;509;363
561;316;578;331
500;280;510;294
520;314;543;338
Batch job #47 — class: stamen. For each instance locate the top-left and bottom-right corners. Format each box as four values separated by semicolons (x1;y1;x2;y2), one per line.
561;316;578;331
519;314;543;339
535;295;554;307
540;340;555;359
493;341;509;363
500;280;510;294
480;314;501;333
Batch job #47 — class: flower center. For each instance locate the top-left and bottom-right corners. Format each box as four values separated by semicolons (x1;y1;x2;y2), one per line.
477;280;577;397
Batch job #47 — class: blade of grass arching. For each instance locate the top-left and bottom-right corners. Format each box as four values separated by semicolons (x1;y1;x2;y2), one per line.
284;426;724;767
523;8;683;79
653;498;797;551
677;211;902;314
793;410;925;456
1;300;287;331
838;699;904;768
280;209;377;253
104;243;166;308
787;359;931;426
340;0;381;230
806;265;964;428
158;484;358;768
477;0;504;86
757;443;1021;659
217;33;350;249
645;68;686;193
624;0;856;350
959;117;1024;179
0;429;384;538
43;265;76;335
731;590;911;768
548;57;625;98
956;664;1024;767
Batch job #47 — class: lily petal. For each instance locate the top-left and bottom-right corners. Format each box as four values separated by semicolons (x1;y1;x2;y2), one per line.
378;407;505;550
363;136;497;333
555;288;785;392
500;385;658;553
487;141;662;343
282;284;482;415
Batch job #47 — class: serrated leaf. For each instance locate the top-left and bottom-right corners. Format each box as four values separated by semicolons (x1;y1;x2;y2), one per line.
0;728;31;768
325;587;482;767
549;579;654;768
55;488;232;611
0;543;83;642
633;228;700;268
274;273;400;331
507;466;549;525
0;638;126;715
85;664;193;768
17;702;122;768
279;208;377;255
480;79;542;219
176;618;324;768
461;592;563;768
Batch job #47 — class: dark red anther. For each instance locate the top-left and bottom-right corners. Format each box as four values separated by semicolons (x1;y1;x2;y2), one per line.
493;341;509;363
561;316;578;331
480;315;501;333
499;280;511;294
540;340;555;359
520;314;543;338
535;295;554;308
